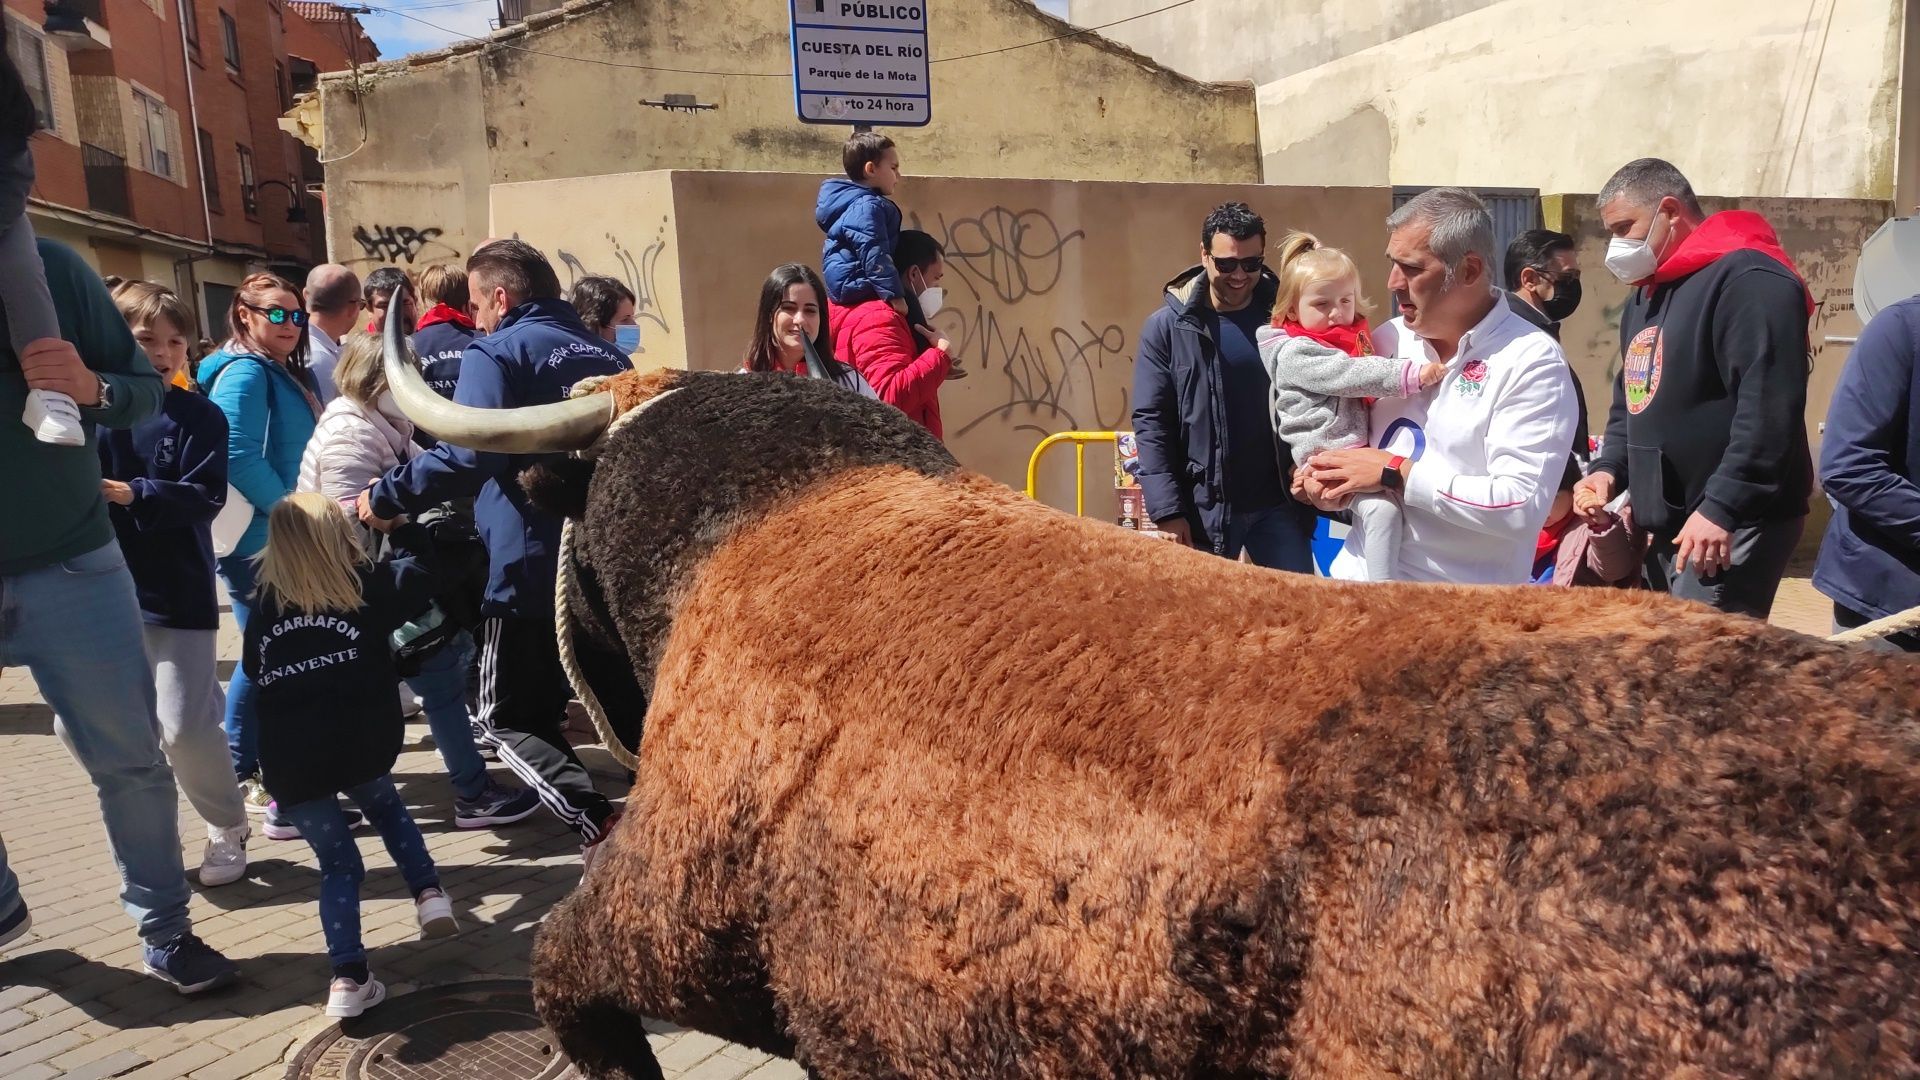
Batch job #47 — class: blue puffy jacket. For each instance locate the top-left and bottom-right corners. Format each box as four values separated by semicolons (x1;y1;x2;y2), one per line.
817;178;903;306
202;348;320;559
370;297;631;620
1814;296;1920;627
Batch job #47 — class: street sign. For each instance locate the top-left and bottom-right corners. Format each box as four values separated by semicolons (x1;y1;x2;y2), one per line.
790;0;930;127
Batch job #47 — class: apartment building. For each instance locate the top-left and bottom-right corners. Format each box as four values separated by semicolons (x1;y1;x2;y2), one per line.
6;0;374;337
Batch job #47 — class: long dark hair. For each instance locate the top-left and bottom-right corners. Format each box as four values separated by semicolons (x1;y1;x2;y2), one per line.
744;263;852;381
227;271;310;372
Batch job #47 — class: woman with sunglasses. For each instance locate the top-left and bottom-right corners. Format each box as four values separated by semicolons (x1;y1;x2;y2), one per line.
201;272;327;816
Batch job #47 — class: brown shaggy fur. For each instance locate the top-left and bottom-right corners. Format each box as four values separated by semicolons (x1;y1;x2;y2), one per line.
534;436;1920;1077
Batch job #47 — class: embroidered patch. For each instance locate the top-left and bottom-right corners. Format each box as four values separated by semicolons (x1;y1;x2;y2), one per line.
1452;358;1488;397
1623;325;1663;414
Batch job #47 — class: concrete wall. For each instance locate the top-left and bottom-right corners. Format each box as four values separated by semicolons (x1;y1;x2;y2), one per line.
318;0;1260;268
492;171;1391;510
1076;0;1906;202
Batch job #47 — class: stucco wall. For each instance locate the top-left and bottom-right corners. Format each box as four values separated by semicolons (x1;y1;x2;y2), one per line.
321;0;1259;268
1080;0;1905;201
492;171;1391;512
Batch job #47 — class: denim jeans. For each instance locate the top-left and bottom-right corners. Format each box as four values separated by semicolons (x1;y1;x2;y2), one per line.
217;552;260;779
0;542;192;944
403;631;486;801
277;774;440;973
1222;504;1316;573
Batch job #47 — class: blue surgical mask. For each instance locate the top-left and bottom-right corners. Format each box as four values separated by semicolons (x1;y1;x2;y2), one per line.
613;324;641;354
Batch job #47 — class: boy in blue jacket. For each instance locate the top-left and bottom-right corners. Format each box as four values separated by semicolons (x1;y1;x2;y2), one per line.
95;282;252;886
817;132;909;318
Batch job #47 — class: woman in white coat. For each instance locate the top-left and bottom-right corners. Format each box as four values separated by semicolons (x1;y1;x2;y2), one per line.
296;332;537;830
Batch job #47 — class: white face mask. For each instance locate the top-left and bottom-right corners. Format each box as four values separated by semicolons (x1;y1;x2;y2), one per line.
1605;210;1670;285
917;285;944;320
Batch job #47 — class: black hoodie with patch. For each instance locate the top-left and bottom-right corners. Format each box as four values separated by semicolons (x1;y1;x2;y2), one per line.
1591;249;1812;540
244;524;439;807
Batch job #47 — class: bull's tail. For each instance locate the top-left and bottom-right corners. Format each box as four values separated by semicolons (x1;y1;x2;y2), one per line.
533;889;665;1080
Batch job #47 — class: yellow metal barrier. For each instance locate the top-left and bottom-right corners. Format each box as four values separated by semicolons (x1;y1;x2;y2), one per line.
1024;431;1119;517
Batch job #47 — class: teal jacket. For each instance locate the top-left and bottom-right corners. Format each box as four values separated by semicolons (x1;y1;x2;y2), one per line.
201;348;318;559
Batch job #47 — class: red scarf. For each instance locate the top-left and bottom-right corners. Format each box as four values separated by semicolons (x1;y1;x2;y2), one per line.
415;302;474;331
1278;317;1372;358
1535;511;1578;569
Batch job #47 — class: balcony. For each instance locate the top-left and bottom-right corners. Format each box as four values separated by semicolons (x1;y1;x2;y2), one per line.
43;0;111;52
82;143;130;220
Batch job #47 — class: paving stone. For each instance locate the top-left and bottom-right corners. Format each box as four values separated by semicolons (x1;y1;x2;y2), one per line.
120;1040;228;1080
55;1049;152;1080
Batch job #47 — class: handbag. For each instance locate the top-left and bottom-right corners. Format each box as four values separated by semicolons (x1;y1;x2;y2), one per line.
203;356;266;559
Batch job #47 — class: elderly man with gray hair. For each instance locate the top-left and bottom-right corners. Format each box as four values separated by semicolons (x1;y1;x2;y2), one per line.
1300;187;1576;583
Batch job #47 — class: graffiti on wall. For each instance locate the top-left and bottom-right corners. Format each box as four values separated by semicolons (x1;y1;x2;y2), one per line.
350;224;460;266
555;217;673;340
910;205;1131;439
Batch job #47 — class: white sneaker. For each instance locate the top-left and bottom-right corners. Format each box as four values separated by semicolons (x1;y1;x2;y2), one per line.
198;824;249;887
415;888;457;938
324;973;386;1018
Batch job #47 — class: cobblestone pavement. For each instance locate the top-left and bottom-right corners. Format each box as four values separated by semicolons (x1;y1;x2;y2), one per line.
0;615;798;1080
0;581;1843;1077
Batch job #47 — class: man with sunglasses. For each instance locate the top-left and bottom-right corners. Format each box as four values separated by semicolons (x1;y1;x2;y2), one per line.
1503;229;1590;462
1130;202;1314;571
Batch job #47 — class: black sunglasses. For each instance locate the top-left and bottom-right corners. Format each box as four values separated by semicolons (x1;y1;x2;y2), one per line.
243;302;308;327
1208;255;1266;274
1530;266;1581;284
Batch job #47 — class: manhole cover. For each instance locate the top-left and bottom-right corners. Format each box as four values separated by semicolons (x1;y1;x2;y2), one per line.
288;979;576;1080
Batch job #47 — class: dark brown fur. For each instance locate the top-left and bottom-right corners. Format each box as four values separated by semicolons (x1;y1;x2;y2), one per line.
532;374;1920;1079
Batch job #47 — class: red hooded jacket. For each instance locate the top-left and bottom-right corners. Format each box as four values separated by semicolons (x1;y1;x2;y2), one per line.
1649;210;1815;315
828;298;949;439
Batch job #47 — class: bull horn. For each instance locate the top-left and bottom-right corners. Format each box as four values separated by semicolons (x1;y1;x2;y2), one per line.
381;307;616;454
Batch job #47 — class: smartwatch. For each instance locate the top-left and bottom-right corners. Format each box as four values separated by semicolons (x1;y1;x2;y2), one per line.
1380;455;1407;492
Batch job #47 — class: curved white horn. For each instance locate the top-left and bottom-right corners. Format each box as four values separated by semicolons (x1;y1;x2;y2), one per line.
381;309;616;454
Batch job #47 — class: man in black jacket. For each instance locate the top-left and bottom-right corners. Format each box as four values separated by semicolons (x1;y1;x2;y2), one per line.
1504;229;1589;463
1574;158;1812;616
1129;202;1314;571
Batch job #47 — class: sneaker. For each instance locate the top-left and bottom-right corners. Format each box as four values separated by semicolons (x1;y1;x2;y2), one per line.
415;888;458;938
325;973;387;1018
262;802;365;842
143;933;239;994
0;901;31;951
198;823;250;887
454;781;539;829
239;776;272;816
470;716;498;761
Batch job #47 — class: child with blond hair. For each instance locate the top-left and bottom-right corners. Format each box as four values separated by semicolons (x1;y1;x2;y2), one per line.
243;492;458;1017
1257;232;1447;581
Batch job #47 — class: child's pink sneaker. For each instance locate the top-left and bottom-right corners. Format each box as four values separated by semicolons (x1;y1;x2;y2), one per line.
325;974;386;1018
415;888;457;939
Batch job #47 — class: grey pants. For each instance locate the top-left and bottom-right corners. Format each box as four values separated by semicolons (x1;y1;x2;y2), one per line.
1644;516;1805;620
59;625;247;831
144;626;246;830
1352;491;1404;582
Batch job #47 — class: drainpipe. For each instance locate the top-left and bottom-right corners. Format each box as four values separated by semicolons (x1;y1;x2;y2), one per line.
176;0;213;254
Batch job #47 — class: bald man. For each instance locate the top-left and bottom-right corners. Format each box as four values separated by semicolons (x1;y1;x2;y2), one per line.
304;263;361;404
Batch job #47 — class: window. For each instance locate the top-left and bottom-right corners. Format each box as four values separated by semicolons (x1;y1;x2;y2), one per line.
273;61;288;111
5;20;53;132
236;143;255;218
197;128;219;212
181;0;199;48
136;91;171;177
219;10;240;71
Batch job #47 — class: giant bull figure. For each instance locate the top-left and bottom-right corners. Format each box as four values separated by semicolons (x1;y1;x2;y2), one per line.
383;326;1920;1079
